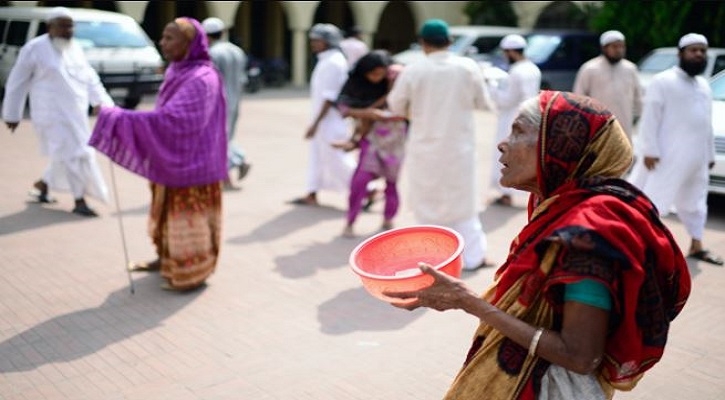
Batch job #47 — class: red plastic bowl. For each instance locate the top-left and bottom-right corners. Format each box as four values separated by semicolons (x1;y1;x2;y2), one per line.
349;225;464;302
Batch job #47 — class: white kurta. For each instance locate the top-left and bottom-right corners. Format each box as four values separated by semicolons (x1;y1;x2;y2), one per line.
209;40;248;169
340;37;369;69
628;66;715;239
487;59;541;197
306;48;355;193
2;34;112;202
387;50;492;268
573;56;642;140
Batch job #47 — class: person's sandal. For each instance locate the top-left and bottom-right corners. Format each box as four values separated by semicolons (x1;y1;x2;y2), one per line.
688;250;724;266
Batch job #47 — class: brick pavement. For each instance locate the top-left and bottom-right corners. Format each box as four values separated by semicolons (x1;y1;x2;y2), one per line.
0;87;724;399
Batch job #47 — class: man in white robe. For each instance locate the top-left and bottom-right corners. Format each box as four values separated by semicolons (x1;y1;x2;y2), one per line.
340;26;369;69
202;17;251;190
2;7;112;217
628;33;722;265
388;19;493;270
486;34;541;207
573;30;642;141
292;23;355;206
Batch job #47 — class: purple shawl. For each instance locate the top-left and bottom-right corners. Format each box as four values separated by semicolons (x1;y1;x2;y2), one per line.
89;17;227;187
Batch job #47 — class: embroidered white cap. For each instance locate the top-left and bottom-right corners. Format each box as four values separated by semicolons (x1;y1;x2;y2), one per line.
46;7;73;22
678;33;708;49
500;34;527;50
202;17;225;35
600;30;625;46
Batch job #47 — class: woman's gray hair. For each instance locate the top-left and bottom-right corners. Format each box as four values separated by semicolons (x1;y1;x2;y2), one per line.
517;96;542;132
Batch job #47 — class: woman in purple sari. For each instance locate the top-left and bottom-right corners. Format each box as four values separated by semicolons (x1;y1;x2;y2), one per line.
89;17;227;291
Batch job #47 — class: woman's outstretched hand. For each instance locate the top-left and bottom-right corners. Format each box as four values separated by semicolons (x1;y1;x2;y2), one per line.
384;263;478;311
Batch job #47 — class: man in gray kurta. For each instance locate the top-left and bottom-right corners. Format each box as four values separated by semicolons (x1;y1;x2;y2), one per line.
202;17;250;189
573;30;642;141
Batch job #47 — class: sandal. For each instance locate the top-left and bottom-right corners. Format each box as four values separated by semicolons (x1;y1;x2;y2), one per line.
28;190;57;204
72;204;98;217
688;250;724;266
128;260;161;272
493;195;512;207
288;197;319;206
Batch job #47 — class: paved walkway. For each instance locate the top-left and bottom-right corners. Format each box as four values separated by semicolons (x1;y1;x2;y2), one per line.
0;88;724;399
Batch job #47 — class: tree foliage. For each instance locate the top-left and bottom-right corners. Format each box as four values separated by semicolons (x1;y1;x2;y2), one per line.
464;0;518;27
590;0;725;62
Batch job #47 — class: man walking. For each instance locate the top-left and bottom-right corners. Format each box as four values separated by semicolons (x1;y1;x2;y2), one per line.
2;7;112;216
202;17;251;190
291;23;355;206
387;19;493;270
573;30;642;141
629;33;723;265
486;34;541;207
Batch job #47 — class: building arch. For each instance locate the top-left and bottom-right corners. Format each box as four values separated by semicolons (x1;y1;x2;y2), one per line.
140;1;209;45
374;1;416;54
534;1;589;29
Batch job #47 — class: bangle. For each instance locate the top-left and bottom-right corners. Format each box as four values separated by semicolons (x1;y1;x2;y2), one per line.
528;327;544;357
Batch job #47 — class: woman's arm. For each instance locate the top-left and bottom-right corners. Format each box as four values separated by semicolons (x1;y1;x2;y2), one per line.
385;264;609;375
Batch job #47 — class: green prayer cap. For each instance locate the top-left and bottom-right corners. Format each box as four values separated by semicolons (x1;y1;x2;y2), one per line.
419;19;449;41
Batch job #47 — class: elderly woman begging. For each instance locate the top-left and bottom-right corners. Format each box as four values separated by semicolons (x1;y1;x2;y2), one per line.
384;91;691;399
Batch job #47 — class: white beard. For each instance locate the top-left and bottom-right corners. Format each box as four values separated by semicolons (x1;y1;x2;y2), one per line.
51;37;72;52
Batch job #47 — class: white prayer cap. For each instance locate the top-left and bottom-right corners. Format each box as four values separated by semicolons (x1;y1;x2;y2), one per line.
202;17;225;35
678;33;708;49
600;30;625;46
46;7;73;22
500;34;527;50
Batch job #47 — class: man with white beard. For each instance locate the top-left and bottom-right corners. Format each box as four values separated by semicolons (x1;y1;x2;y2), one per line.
2;7;113;216
628;33;723;265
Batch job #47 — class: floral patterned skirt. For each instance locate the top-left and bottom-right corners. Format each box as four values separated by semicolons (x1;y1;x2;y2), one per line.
148;182;222;290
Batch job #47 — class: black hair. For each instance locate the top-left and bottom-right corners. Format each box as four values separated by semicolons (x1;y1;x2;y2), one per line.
346;26;362;38
336;50;392;108
420;35;450;48
207;31;222;40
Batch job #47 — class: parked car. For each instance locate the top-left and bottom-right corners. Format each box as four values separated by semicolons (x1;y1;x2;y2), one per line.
708;70;725;195
0;6;164;109
392;25;528;66
465;29;600;91
523;30;600;91
637;47;725;93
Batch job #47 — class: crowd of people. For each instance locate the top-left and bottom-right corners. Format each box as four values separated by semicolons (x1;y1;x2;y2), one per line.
1;7;721;397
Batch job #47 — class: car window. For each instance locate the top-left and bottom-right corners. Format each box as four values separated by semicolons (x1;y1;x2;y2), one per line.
0;19;7;43
713;55;725;77
448;34;468;53
525;34;561;64
639;52;678;73
471;36;504;55
711;73;725;101
6;20;29;46
73;20;150;48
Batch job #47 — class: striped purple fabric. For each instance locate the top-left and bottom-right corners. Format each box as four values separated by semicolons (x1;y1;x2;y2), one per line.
89;17;227;188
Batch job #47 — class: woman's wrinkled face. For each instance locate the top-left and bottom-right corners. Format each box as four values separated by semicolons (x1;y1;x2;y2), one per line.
160;23;190;62
364;66;388;84
497;117;539;194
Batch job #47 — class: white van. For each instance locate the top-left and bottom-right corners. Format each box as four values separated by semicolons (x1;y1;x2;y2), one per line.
0;6;164;109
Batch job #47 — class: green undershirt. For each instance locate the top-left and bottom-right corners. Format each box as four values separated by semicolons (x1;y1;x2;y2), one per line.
564;279;612;310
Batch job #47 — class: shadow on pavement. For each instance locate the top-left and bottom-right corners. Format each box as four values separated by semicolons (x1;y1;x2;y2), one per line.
317;287;425;335
0;274;203;373
0;202;83;236
480;203;525;234
227;205;344;245
274;235;359;279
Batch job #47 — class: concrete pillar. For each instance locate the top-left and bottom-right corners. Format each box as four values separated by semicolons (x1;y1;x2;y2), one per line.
116;1;149;23
291;28;308;87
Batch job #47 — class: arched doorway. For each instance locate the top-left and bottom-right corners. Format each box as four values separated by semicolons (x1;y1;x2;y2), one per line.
141;1;209;46
36;0;117;11
374;1;416;54
534;1;589;30
232;1;291;86
312;0;355;32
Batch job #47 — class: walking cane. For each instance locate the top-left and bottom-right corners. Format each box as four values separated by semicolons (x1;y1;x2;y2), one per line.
109;160;136;294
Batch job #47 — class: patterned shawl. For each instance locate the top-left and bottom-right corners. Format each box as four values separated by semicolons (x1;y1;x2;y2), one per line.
89;17;227;187
444;91;691;399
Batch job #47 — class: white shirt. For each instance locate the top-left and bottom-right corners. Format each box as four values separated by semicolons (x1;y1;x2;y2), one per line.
208;40;247;115
339;37;369;69
387;50;492;224
573;55;642;139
